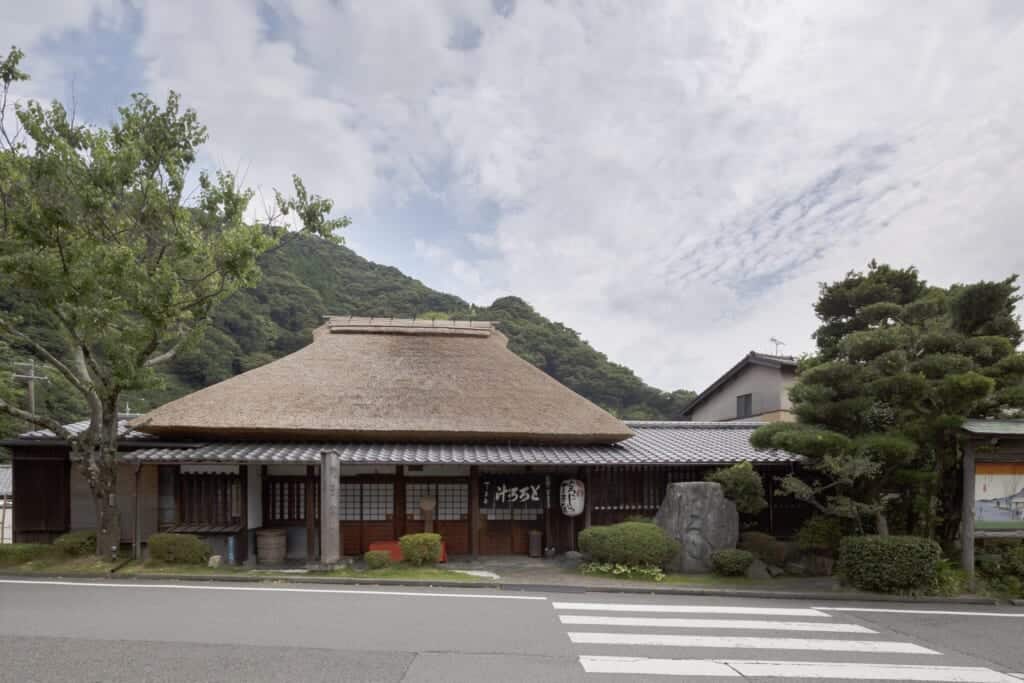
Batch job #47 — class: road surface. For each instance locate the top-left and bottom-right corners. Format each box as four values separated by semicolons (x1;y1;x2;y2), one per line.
1;578;1023;681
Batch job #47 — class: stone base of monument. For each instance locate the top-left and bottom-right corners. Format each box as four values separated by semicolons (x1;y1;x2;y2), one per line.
655;481;739;573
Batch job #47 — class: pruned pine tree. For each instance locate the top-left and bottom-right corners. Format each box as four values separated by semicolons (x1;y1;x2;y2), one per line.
752;261;1024;544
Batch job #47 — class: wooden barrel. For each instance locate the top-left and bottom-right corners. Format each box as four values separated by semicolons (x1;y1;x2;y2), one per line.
256;528;287;564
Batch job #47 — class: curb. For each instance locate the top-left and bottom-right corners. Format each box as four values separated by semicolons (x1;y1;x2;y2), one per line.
0;571;1008;606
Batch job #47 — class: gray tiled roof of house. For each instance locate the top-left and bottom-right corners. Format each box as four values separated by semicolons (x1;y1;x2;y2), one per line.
962;418;1024;436
0;464;11;497
121;422;800;466
15;416;152;441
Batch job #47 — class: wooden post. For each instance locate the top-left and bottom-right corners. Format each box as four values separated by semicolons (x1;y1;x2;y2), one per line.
395;466;406;540
320;451;340;566
584;467;593;530
961;443;976;586
469;466;479;557
238;465;249;564
305;465;316;563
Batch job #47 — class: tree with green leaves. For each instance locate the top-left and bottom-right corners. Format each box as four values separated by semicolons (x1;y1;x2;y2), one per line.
0;47;349;558
752;261;1024;544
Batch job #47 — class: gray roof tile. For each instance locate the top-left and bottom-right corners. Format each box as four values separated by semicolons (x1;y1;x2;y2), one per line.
123;422;800;466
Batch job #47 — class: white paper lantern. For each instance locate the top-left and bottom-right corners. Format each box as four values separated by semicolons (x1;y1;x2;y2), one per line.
559;479;585;517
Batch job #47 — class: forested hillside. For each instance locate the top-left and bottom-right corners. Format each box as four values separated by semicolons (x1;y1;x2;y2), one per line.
1;235;693;437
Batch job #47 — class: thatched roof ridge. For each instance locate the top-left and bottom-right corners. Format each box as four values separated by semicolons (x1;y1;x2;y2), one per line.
131;318;633;445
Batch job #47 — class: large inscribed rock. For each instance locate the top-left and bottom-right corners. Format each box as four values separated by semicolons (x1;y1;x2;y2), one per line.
655;482;739;573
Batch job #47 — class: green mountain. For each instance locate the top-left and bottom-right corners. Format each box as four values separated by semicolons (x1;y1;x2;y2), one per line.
2;235;694;436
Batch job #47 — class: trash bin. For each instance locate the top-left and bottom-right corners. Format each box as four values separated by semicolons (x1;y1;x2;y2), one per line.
528;529;543;558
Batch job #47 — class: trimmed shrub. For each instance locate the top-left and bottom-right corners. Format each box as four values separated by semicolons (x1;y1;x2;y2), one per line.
0;543;54;567
581;562;665;582
578;522;680;568
399;533;442;566
797;516;843;555
711;549;755;576
53;530;97;557
364;550;392;570
147;533;211;565
738;531;786;565
706;462;767;515
839;535;942;594
933;559;968;597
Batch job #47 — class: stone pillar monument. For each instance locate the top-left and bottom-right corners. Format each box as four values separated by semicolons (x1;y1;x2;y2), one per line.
320;451;340;566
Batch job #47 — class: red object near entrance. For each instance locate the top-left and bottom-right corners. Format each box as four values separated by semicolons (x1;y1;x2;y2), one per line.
368;540;448;563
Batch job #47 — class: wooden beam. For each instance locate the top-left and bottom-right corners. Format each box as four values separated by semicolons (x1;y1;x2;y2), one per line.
469;466;479;557
305;465;316;563
961;442;976;586
238;466;249;564
584;466;592;529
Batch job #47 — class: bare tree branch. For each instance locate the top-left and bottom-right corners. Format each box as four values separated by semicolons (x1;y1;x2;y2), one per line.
142;329;192;368
0;317;93;396
0;397;73;440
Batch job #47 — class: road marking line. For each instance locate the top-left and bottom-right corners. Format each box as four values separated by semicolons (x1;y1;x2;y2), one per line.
559;614;875;633
580;656;738;677
568;631;939;654
579;656;1021;681
553;601;829;617
816;606;1024;618
0;579;547;600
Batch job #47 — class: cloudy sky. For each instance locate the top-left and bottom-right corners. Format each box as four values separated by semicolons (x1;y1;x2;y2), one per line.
9;1;1024;393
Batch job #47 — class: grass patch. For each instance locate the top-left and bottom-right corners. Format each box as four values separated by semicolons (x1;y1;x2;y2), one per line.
976;521;1024;530
323;565;483;581
0;552;118;575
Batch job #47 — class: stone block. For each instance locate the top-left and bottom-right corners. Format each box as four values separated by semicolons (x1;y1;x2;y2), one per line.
655;482;739;573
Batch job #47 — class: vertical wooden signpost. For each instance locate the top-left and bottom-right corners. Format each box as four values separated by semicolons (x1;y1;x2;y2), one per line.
961;442;976;586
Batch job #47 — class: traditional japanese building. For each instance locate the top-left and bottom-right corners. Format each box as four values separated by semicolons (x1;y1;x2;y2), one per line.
3;317;804;563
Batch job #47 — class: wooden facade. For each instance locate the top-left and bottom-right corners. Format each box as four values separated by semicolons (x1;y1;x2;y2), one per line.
11;444;809;559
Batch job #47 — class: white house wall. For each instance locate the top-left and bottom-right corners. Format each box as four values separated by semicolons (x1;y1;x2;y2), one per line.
691;364;786;421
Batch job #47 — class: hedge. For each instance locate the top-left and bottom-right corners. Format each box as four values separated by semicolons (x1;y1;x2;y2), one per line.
797;516;843;554
839;535;942;593
54;530;97;557
578;522;679;568
738;531;786;565
364;550;392;570
711;549;755;576
399;533;442;566
0;543;53;567
147;533;211;565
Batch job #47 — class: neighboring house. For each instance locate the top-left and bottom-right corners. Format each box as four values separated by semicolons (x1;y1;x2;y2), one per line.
682;351;799;423
2;318;802;562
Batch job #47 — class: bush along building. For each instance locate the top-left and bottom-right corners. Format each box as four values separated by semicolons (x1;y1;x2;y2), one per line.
3;318;804;564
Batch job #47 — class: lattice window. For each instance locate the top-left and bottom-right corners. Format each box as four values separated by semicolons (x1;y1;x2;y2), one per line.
361;483;394;521
339;482;362;521
406;482;468;521
179;473;241;525
265;477;319;525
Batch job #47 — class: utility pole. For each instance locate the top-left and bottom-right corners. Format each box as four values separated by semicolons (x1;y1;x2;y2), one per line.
13;359;50;415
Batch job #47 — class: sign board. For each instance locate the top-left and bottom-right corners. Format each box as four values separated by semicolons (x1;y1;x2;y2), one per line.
480;475;544;509
559;479;585;517
975;462;1024;531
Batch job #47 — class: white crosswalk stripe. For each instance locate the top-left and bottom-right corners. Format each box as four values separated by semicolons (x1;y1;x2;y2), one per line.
559;614;876;633
579;656;1023;682
554;599;1020;681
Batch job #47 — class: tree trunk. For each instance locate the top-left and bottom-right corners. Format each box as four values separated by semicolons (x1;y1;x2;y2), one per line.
875;511;889;536
72;399;122;561
94;485;121;561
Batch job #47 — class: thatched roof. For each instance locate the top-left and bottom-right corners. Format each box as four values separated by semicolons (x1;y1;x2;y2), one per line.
130;317;633;445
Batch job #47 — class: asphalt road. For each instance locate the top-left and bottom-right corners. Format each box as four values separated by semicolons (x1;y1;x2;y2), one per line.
1;578;1024;682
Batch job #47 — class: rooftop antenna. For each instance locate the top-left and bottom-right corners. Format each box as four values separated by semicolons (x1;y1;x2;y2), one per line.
13;359;50;415
770;337;786;356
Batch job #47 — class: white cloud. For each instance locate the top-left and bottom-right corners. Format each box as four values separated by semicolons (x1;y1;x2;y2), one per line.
17;1;1024;393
